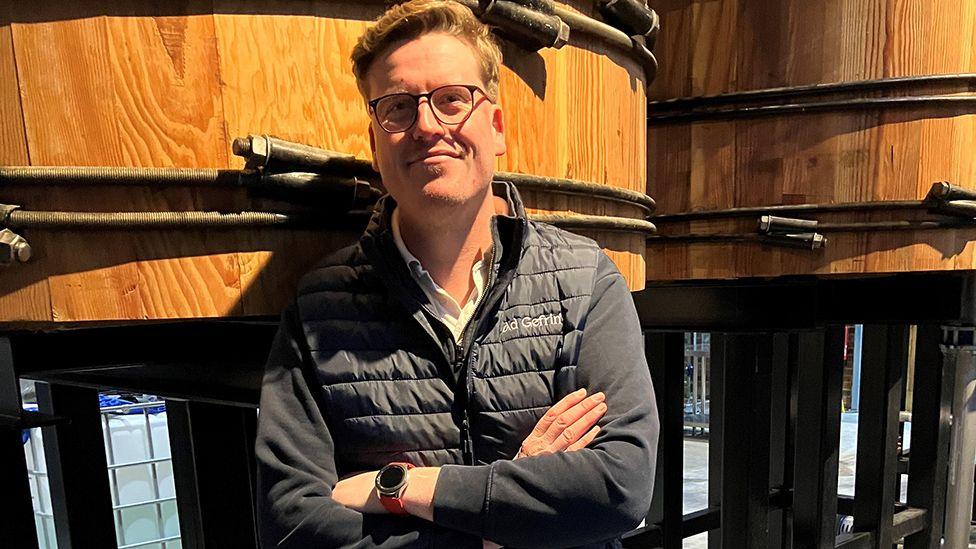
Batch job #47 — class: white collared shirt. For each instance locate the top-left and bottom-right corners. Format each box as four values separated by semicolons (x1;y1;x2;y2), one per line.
391;208;491;344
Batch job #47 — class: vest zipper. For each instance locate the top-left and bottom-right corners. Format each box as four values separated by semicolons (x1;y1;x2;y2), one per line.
455;244;497;466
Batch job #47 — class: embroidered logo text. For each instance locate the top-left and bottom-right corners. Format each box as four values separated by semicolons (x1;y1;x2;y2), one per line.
500;312;562;334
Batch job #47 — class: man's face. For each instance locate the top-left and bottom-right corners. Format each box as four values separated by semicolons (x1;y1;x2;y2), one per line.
366;33;506;218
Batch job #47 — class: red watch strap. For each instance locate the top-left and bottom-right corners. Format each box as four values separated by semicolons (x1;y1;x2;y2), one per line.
379;462;414;515
380;494;410;515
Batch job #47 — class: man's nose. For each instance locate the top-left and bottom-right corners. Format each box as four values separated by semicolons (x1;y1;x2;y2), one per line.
410;98;446;139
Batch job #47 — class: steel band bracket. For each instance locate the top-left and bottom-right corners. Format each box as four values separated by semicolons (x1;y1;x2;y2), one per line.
0;225;31;266
925;181;976;219
758;215;826;249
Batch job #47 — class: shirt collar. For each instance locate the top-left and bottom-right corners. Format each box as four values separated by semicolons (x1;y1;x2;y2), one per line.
391;207;424;272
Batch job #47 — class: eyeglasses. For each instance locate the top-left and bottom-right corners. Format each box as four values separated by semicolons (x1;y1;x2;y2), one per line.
368;84;491;134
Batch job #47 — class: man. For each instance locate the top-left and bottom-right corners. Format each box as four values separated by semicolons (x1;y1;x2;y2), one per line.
255;1;659;547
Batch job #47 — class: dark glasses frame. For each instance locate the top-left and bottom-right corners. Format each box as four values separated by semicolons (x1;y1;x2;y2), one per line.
367;84;492;134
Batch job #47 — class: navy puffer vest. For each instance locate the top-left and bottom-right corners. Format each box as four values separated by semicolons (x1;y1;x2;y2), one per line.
294;182;602;475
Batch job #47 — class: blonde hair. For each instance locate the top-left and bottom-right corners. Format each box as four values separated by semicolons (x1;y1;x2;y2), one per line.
351;0;502;100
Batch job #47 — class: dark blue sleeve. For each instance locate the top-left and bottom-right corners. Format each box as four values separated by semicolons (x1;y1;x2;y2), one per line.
255;302;483;548
431;253;660;548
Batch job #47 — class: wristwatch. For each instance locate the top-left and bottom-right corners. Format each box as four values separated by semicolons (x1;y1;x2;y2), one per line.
375;462;415;515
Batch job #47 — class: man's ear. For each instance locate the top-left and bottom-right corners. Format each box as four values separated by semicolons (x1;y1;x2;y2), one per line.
492;105;506;157
368;124;380;172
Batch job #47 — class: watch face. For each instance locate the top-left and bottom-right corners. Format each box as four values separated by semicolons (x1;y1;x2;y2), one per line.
377;464;408;493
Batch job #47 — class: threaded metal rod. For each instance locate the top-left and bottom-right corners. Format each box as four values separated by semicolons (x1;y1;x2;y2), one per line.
4;210;368;230
9;210;286;229
1;165;655;214
0;166;241;187
3;208;656;235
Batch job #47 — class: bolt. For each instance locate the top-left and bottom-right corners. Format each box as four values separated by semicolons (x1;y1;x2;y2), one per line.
232;135;270;168
14;240;30;262
811;233;826;249
232;136;253;157
553;21;570;49
930;181;952;200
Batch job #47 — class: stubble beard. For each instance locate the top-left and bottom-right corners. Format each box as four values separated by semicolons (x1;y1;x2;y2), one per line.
415;166;471;206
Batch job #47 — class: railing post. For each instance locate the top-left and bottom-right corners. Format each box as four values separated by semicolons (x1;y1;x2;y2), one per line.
36;382;118;548
791;327;845;549
0;336;39;548
904;324;953;549
166;399;259;549
941;328;976;547
852;325;908;547
645;331;687;549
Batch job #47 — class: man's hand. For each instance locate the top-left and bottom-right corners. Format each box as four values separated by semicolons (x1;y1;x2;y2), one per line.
516;388;606;459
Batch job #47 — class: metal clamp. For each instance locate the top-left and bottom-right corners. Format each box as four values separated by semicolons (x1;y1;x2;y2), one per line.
0;227;31;265
232;135;376;179
926;181;976;218
758;215;826;249
241;170;380;204
232;135;381;206
1;203;20;224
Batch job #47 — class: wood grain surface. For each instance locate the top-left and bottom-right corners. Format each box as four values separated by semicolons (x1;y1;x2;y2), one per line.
0;8;51;322
648;0;976;281
0;0;647;328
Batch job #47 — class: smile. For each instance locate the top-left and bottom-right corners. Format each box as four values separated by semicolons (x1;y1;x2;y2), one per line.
408;151;461;165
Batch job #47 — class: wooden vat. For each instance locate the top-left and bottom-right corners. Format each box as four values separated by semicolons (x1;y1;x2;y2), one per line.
647;0;976;281
0;0;650;329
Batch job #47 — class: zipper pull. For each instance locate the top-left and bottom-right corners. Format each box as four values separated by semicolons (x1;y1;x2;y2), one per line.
461;414;473;464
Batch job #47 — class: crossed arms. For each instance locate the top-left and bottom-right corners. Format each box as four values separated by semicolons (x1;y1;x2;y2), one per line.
255;256;659;548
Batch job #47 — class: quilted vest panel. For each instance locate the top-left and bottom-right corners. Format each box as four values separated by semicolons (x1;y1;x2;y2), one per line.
295;220;601;476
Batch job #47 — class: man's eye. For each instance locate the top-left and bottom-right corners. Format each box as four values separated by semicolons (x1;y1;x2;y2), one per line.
381;98;412;116
439;93;465;104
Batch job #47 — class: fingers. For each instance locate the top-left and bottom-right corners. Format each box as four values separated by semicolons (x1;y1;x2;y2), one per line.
529;388;588;438
565;425;600;452
542;391;605;445
550;398;607;451
518;389;608;459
